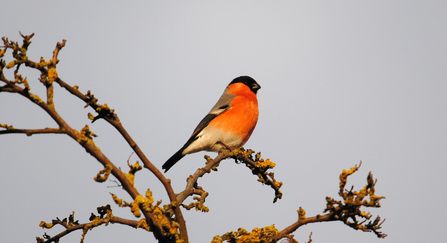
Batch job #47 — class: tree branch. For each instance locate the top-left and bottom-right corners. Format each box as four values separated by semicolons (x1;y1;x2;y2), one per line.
2;34;387;243
1;34;170;241
37;206;144;243
213;162;386;242
233;148;283;203
275;162;387;241
52;77;188;241
176;150;232;204
176;148;283;215
0;126;64;136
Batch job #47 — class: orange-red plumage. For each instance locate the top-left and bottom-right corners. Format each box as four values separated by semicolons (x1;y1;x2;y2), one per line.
162;76;260;172
209;84;258;144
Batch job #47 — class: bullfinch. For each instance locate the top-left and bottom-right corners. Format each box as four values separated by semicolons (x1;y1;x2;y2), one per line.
162;76;261;172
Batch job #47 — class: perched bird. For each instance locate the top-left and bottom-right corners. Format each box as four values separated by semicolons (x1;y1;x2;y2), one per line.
162;76;261;172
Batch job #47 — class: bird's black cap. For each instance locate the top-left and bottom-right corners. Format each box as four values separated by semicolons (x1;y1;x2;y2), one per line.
230;76;261;94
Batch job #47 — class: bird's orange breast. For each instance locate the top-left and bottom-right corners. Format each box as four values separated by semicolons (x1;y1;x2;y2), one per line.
208;83;259;146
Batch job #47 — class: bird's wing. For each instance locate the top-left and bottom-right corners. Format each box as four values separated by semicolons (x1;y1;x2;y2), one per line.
189;91;235;139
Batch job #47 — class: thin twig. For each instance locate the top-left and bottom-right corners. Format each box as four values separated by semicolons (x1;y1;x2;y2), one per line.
0;127;64;136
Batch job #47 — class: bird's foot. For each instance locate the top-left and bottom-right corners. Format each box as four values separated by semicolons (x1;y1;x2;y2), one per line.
216;141;233;151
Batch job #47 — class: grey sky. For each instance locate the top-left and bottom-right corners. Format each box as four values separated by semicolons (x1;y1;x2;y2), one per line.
1;1;446;242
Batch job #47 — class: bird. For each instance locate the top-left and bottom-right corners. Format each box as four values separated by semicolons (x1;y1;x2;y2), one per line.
162;76;261;172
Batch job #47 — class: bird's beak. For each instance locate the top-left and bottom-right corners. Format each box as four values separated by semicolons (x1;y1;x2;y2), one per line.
252;83;261;94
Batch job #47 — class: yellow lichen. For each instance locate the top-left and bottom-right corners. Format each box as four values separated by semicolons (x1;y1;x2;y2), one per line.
145;189;154;205
111;193;123;206
237;225;279;243
339;163;361;189
5;60;16;68
153;207;178;235
29;93;43;104
39;221;53;229
125;173;136;187
94;164;112;182
0;124;14;130
298;207;306;221
86;216;102;228
22;77;30;90
48;67;58;79
243;148;254;157
257;158;276;170
211;235;223;243
136;218;150;231
130;201;141;218
96;103;110;112
80;125;97;139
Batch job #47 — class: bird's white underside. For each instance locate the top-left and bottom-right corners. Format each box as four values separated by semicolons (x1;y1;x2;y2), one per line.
182;126;243;155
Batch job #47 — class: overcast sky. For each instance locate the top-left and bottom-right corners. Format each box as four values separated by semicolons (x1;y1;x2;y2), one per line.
1;1;446;242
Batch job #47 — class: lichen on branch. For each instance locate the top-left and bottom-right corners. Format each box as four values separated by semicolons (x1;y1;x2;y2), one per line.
231;148;283;203
2;34;386;243
214;162;386;242
36;205;148;243
1;33;183;242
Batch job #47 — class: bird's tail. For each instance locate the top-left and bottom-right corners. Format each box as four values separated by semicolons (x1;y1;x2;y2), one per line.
162;148;185;172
